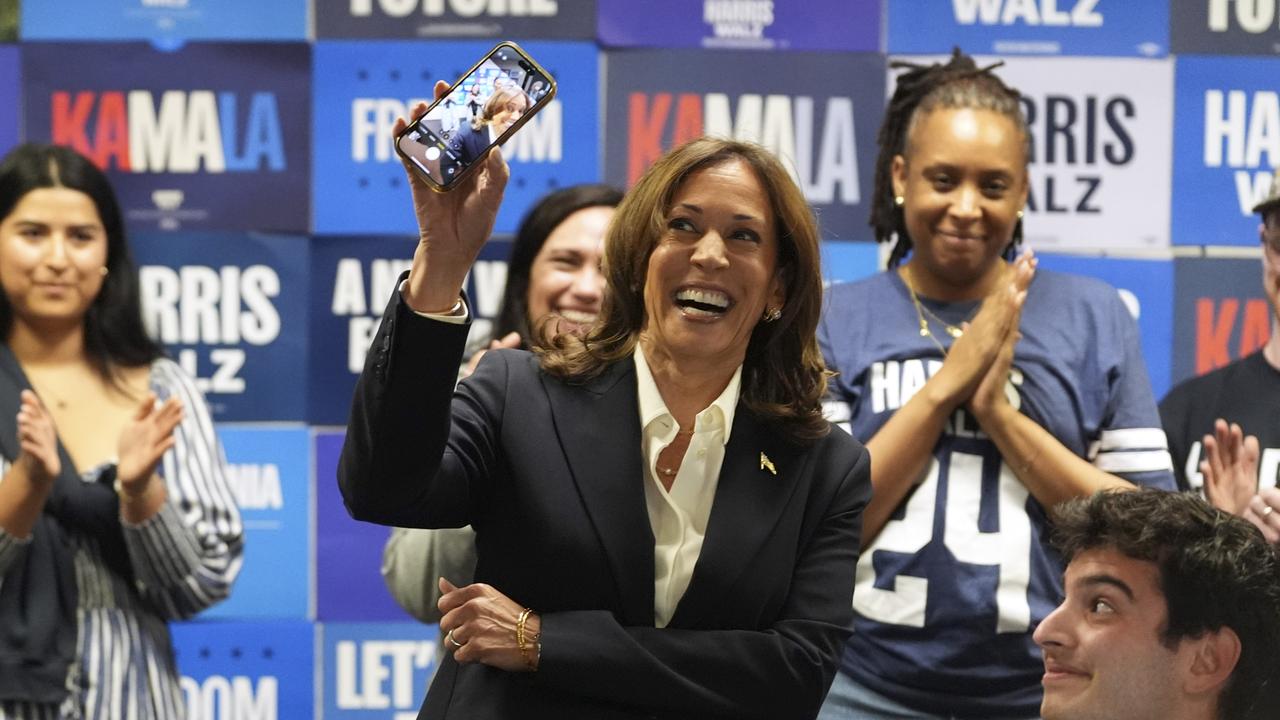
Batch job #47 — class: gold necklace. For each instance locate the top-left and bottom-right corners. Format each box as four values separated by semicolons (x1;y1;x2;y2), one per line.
903;268;965;356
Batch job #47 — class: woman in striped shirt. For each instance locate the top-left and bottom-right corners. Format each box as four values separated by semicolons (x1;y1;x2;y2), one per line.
0;143;243;720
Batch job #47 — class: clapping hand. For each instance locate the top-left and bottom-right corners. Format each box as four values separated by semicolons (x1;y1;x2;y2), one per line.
1200;418;1260;517
16;389;60;484
116;393;183;496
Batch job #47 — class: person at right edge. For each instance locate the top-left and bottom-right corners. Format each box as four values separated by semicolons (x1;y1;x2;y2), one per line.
1160;167;1280;542
816;50;1176;720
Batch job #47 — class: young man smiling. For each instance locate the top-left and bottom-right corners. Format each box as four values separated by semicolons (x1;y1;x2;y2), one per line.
1034;489;1280;720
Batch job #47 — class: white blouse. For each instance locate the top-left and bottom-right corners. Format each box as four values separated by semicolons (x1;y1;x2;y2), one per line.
633;348;741;628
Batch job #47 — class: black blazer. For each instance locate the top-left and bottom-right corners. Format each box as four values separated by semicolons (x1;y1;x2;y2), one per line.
339;288;872;720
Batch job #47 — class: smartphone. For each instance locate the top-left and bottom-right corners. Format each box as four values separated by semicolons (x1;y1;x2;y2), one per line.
395;41;556;192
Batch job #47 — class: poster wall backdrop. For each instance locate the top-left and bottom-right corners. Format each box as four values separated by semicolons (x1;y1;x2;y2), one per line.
887;0;1168;57
206;426;312;621
20;0;307;41
322;622;438;720
0;45;16;155
1171;254;1273;386
172;620;314;720
1171;0;1280;55
307;235;513;425
891;55;1174;252
22;42;311;233
133;233;310;422
603;49;884;242
312;40;599;236
315;430;416;622
1172;54;1280;246
597;0;879;52
316;0;597;40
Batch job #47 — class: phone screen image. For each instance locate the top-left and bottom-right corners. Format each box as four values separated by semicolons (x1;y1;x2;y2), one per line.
396;42;554;191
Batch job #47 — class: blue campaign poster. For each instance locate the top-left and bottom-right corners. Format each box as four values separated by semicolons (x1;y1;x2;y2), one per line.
0;46;17;156
321;622;439;719
316;0;596;40
22;42;311;233
132;232;310;422
171;620;314;720
1173;55;1280;247
21;0;306;41
598;0;879;52
315;430;417;622
1035;253;1175;399
821;240;881;286
887;0;1168;57
1172;0;1280;55
312;40;599;236
204;426;311;621
306;235;513;425
1170;254;1273;387
603;49;884;243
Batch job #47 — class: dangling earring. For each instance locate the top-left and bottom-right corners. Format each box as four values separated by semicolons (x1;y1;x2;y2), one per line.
762;307;782;323
894;196;905;207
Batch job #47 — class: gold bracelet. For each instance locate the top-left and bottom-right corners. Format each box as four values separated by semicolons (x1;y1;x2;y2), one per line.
516;607;538;671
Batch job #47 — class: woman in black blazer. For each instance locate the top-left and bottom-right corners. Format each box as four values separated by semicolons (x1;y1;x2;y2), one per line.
338;89;871;720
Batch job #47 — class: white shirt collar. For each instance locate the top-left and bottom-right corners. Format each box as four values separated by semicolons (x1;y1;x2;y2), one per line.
633;345;740;446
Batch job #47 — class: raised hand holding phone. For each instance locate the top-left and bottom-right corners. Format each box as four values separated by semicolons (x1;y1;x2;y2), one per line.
395;41;555;193
394;87;509;315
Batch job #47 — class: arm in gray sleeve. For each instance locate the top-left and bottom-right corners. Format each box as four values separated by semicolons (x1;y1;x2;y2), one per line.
382;526;477;623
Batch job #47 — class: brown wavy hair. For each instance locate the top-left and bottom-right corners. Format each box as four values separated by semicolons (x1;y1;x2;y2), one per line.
538;137;829;444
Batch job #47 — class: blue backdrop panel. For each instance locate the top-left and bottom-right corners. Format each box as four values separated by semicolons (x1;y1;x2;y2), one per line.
312;40;599;236
821;240;881;286
22;42;311;233
1036;253;1174;399
0;45;16;156
1171;254;1273;387
1172;1;1280;55
171;620;314;720
316;0;596;39
21;0;306;41
132;232;310;422
598;0;879;52
1173;55;1280;247
322;622;438;719
307;235;513;425
603;49;884;243
204;426;311;621
887;0;1168;57
315;430;416;622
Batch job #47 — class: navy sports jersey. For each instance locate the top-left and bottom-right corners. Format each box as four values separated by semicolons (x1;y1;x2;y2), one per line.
819;268;1175;718
1160;350;1280;493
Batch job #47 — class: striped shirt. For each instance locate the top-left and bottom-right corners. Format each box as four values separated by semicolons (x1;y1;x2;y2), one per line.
0;359;243;720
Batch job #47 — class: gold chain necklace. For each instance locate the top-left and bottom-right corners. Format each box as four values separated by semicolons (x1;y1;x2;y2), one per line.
903;268;967;357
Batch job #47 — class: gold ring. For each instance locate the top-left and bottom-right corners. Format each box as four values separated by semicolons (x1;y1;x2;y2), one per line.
445;629;464;648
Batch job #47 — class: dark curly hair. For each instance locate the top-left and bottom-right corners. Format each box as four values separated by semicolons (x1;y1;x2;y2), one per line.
1052;489;1280;720
873;48;1030;268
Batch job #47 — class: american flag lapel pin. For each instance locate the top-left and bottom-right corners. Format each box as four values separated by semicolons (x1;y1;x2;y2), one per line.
760;452;776;475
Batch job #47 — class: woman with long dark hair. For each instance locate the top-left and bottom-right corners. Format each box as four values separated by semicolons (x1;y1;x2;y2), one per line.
0;143;242;719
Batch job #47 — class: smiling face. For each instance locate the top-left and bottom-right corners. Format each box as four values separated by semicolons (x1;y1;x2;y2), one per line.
1034;548;1194;720
526;205;612;335
490;93;529;135
893;106;1028;300
639;158;785;371
0;186;108;337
